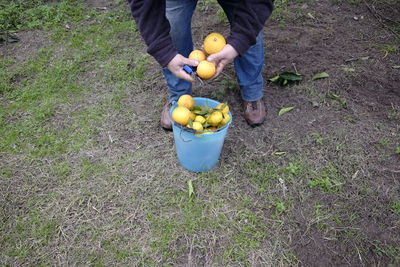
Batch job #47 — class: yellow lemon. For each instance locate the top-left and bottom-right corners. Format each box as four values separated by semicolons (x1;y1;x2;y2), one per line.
172;106;191;126
177;94;195;110
219;113;231;127
201;129;213;135
204;32;226;55
216;103;229;114
188;49;206;62
196;60;216;80
207;111;223;126
191;121;204;131
194;115;206;124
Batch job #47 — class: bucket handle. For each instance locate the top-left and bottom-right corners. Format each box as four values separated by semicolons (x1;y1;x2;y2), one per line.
179;128;192;143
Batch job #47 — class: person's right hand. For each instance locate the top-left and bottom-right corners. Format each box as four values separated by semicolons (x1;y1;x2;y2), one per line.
167;54;198;83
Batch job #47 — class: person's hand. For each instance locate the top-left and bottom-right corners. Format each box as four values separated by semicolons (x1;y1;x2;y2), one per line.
167;54;198;82
207;44;239;78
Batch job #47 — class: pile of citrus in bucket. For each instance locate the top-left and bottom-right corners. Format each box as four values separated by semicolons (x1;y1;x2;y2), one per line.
171;94;230;134
188;32;226;80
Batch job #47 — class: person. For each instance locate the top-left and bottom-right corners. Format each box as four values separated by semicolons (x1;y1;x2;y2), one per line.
128;0;274;130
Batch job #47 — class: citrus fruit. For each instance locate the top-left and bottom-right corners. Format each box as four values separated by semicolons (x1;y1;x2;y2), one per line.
216;103;229;114
177;94;195;110
188;49;206;62
194;115;206;124
207;110;223;126
204;32;226;55
191;121;204;131
201;129;213;135
196;60;216;80
172;106;191;126
219;113;230;127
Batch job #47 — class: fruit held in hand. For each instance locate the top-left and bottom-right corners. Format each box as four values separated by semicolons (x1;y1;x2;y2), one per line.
188;49;206;62
204;32;226;55
196;61;216;80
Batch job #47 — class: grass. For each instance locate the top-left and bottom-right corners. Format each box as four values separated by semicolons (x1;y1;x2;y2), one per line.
1;0;399;266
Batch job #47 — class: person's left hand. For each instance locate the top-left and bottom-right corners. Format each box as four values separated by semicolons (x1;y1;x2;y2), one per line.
207;44;239;78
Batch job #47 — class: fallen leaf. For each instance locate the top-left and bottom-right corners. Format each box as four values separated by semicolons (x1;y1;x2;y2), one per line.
0;33;20;45
272;150;287;156
343;67;355;72
393;65;400;69
278;106;295;116
188;180;195;201
269;72;304;87
312;72;329;81
307;12;315;19
326;93;339;99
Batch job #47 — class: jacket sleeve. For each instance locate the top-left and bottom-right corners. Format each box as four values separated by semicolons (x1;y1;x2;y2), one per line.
127;0;177;67
226;0;274;56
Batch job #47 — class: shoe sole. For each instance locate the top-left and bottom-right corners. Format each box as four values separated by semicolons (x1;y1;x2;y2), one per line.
161;125;173;131
247;119;265;127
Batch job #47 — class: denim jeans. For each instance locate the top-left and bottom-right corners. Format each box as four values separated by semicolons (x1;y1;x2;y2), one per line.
163;0;264;103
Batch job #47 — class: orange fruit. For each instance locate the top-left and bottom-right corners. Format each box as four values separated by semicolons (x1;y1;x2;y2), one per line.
172;106;192;126
196;60;216;80
204;32;226;55
188;49;206;62
177;94;195;110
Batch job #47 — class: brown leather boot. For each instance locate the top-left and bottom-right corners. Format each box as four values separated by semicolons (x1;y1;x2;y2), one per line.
243;99;266;126
161;102;172;130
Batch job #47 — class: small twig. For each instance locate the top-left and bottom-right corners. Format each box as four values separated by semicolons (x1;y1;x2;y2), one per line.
292;63;299;74
355;244;364;266
108;132;114;143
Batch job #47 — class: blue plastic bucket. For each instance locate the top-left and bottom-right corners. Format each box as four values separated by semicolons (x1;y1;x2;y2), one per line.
170;97;232;172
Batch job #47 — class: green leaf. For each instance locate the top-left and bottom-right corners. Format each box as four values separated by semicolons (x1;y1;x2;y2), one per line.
269;75;280;82
312;72;329;81
279;72;304;81
307;12;315;19
269;72;304;87
0;33;20;45
278;106;295;116
188;180;195;201
326;93;339;99
343;67;355;72
188;118;193;128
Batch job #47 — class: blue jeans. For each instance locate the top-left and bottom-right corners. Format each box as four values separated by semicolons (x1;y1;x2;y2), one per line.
163;0;264;103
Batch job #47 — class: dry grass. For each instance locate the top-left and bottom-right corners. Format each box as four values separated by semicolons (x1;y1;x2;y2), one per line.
1;0;399;266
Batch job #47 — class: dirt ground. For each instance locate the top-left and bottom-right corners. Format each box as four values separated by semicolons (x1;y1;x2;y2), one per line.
1;0;399;265
192;0;400;265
